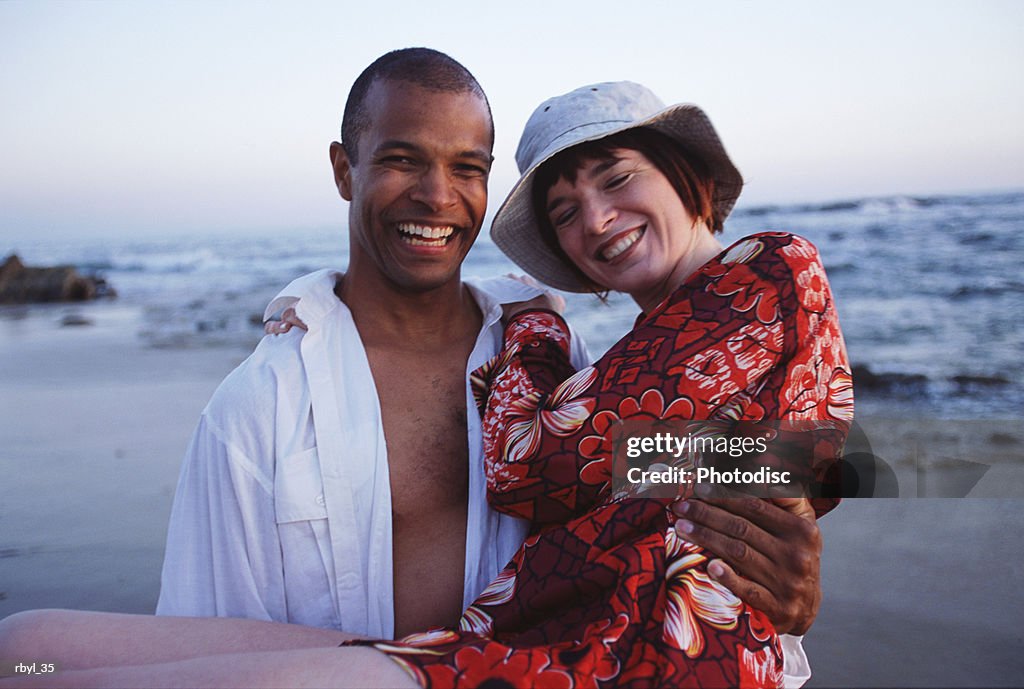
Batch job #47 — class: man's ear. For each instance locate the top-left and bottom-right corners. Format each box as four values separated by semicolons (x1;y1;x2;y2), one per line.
329;141;353;201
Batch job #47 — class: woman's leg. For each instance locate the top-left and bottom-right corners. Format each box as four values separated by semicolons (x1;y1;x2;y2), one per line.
1;646;417;688
0;609;354;672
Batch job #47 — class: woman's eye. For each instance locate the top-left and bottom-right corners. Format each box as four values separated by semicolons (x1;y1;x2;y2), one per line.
605;173;630;190
552;207;577;228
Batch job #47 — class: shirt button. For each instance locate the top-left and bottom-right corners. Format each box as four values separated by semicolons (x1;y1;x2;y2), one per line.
339;572;360;589
315;494;325;506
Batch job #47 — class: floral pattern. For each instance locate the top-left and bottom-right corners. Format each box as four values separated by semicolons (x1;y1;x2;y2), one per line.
663;529;742;658
354;233;852;687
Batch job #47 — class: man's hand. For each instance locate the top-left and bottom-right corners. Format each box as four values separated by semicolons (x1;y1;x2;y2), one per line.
672;488;822;635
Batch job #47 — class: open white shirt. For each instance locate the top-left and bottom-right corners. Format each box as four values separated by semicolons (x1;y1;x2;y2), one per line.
157;272;588;633
156;269;809;686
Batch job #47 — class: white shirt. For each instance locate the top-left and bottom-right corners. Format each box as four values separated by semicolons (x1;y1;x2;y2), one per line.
155;269;809;686
156;271;589;636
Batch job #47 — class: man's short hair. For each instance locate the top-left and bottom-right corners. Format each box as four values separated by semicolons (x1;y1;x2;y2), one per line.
341;47;494;164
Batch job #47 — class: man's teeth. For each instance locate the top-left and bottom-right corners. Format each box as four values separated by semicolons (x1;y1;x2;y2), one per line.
602;229;643;260
398;223;454;245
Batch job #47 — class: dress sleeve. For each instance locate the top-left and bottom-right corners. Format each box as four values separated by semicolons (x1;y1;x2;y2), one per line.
783;236;851;516
732;234;852;516
471;310;602;524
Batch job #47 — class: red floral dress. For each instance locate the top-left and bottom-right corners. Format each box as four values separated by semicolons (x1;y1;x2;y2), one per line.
357;233;853;688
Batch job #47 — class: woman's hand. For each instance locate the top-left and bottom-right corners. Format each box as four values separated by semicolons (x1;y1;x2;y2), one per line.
501;274;566;323
264;307;307;335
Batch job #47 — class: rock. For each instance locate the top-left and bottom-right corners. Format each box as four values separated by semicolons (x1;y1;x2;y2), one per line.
60;313;94;327
851;363;928;393
989;432;1020;446
0;254;116;304
950;374;1010;388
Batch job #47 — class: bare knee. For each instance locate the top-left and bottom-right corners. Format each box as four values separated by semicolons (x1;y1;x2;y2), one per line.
0;609;70;662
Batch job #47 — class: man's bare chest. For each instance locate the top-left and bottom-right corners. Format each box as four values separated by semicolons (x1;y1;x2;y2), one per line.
364;348;471;516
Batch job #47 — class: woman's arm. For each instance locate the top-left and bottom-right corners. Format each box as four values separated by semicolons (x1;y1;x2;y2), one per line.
0;610;415;688
1;647;415;688
473;309;605;524
0;610;351;673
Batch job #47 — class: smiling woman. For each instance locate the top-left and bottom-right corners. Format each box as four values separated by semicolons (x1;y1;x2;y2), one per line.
320;81;852;688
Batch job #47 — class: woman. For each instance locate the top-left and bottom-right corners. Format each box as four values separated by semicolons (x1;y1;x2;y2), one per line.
0;82;851;688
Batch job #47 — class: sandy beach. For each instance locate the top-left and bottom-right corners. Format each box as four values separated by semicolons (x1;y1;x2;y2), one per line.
0;302;251;615
1;300;1022;687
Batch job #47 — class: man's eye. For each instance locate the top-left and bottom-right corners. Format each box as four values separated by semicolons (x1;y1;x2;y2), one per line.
381;155;416;166
455;164;488;177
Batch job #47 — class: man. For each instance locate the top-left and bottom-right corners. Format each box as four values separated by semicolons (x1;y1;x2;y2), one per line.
156;48;824;677
155;48;580;638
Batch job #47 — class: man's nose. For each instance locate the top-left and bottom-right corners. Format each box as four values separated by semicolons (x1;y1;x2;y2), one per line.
409;166;458;211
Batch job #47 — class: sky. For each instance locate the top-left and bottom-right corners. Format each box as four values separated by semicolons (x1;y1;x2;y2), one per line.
1;0;1022;240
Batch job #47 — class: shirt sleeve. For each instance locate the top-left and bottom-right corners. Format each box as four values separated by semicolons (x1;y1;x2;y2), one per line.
566;322;593;369
780;634;811;688
155;413;286;620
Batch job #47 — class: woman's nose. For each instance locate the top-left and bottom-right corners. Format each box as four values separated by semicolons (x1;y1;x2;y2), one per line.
580;198;615;236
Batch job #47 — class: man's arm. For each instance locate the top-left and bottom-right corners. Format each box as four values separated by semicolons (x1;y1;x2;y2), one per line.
157;414;285;620
672;491;821;687
671;490;822;636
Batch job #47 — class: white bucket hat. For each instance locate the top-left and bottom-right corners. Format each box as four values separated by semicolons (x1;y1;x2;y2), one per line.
491;81;743;293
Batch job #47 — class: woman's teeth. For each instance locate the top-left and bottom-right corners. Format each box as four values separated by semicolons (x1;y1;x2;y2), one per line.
602;228;643;260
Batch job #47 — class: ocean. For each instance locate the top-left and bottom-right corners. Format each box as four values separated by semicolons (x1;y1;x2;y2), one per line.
3;190;1022;420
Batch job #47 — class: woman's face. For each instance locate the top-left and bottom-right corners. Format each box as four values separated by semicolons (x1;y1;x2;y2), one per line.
545;147;714;310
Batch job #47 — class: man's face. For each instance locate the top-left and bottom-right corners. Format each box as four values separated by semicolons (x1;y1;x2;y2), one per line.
333;79;493;293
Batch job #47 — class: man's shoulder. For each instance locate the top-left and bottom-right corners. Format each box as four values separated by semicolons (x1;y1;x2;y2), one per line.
202;328;308;433
214;266;344;412
464;275;552;308
233;329;307;383
264;268;344;326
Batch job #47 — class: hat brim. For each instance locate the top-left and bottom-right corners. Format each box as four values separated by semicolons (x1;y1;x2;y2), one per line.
490;104;743;293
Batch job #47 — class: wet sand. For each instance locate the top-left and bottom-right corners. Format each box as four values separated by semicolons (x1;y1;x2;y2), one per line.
0;303;250;615
1;303;1022;687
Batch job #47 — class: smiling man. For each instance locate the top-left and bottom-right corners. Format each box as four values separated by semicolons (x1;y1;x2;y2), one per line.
153;48;588;637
